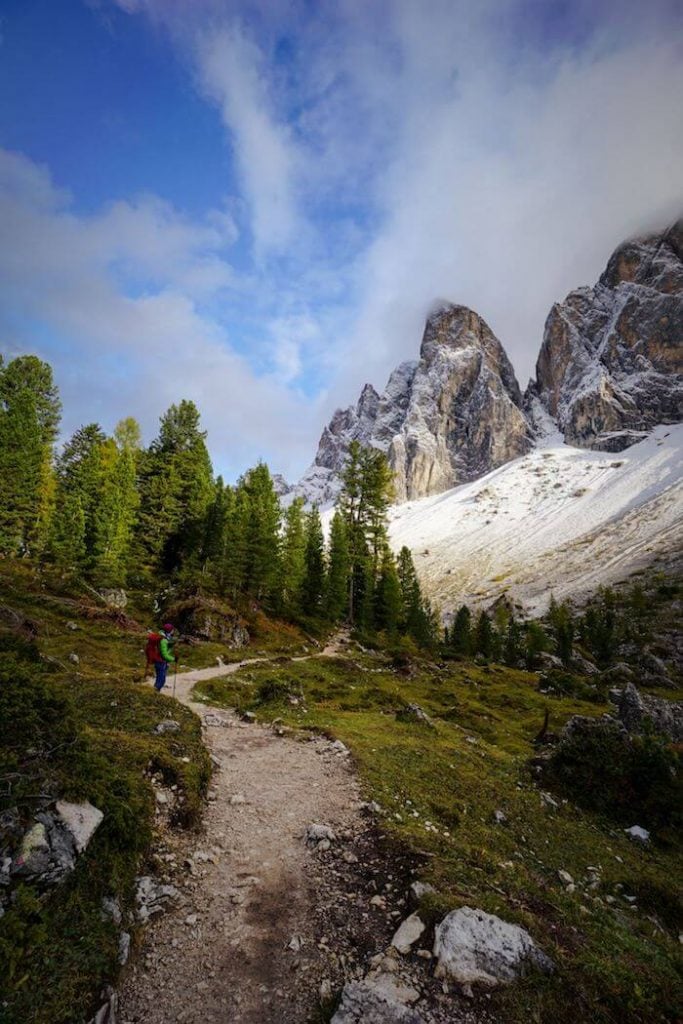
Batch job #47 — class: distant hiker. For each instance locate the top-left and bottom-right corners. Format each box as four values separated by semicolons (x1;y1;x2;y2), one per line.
145;623;176;692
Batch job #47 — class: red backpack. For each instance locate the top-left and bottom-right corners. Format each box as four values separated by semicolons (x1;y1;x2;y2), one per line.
145;632;163;665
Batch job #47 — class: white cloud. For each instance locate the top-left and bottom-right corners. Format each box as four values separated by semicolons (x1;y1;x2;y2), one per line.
196;25;300;257
8;0;683;482
0;147;321;478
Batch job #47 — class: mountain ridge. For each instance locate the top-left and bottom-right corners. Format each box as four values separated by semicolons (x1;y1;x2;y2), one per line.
286;219;682;506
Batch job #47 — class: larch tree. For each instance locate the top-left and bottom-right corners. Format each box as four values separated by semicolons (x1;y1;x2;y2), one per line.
0;356;61;556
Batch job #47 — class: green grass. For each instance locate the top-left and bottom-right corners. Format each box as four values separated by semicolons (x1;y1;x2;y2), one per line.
198;653;683;1024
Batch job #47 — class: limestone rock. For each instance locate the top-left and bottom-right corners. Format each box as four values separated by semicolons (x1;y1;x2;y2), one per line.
388;305;532;501
154;720;181;735
617;683;683;741
531;220;683;450
55;800;103;853
11;802;103;885
624;825;650;844
391;912;426;953
433;906;554;991
305;823;336;848
135;875;179;923
331;979;425;1024
292;305;530;505
99;588;127;609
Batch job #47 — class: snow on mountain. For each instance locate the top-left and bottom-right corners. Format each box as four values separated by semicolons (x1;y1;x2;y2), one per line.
387;423;683;615
529;220;683;451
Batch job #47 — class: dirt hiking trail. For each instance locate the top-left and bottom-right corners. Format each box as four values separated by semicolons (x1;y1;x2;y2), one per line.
118;640;487;1024
119;640;371;1023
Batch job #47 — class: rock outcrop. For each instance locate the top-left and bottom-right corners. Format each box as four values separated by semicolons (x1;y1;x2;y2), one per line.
388;305;532;500
293;304;531;505
531;220;683;450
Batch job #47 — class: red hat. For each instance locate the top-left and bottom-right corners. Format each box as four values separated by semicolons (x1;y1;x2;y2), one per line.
163;623;174;632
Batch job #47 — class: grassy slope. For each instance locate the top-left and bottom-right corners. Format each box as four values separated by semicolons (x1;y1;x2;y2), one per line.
0;563;305;1024
197;652;682;1024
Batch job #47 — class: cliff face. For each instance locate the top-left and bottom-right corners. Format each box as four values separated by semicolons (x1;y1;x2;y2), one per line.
388;305;531;501
292;304;530;504
531;221;683;450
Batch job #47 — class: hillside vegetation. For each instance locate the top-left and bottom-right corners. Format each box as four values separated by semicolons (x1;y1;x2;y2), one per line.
196;592;682;1024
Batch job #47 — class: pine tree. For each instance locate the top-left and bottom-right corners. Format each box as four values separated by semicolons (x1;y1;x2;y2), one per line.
136;400;214;574
50;491;86;573
450;605;472;656
301;506;325;615
51;424;107;573
503;616;523;667
325;509;350;622
475;610;494;659
279;498;307;615
0;356;61;556
374;548;402;635
339;442;394;623
524;620;550;669
241;463;282;605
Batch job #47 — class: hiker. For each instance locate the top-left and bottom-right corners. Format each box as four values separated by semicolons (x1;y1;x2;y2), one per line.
146;623;176;692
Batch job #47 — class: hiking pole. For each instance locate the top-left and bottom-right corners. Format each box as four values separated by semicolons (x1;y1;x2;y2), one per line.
173;657;177;699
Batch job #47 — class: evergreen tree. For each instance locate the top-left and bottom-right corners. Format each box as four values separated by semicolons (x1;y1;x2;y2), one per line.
50;492;86;573
524;620;551;669
338;441;394;622
280;498;307;615
241;463;281;604
475;610;494;659
374;548;402;635
450;605;472;656
0;356;61;556
301;506;325;615
397;546;422;634
325;510;350;622
136;400;213;573
51;424;107;573
503;616;523;667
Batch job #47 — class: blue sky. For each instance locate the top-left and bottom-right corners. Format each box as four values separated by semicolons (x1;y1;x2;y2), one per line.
1;0;682;480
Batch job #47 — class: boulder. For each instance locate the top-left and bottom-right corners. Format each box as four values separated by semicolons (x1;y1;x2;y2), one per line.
11;801;103;884
433;907;554;992
55;800;103;853
165;596;249;645
99;588;127;609
617;683;683;741
331;979;424;1024
640;652;670;679
624;825;650;844
391;912;426;954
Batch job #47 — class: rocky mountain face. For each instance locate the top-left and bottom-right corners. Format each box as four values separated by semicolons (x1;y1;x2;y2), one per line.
288;220;683;505
291;304;531;505
529;220;683;451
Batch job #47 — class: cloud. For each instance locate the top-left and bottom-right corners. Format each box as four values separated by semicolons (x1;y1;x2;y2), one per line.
0;147;321;478
7;0;683;482
197;24;300;257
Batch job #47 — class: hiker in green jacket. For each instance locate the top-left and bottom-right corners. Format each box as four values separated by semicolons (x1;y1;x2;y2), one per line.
153;623;176;692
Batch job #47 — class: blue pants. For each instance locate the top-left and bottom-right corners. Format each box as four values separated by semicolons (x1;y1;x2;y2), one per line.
154;660;168;691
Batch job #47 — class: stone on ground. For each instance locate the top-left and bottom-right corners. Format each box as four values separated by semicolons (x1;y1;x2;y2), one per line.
331;979;425;1024
433;906;554;991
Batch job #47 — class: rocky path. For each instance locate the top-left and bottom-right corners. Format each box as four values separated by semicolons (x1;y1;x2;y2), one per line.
117;640;374;1023
118;642;490;1024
